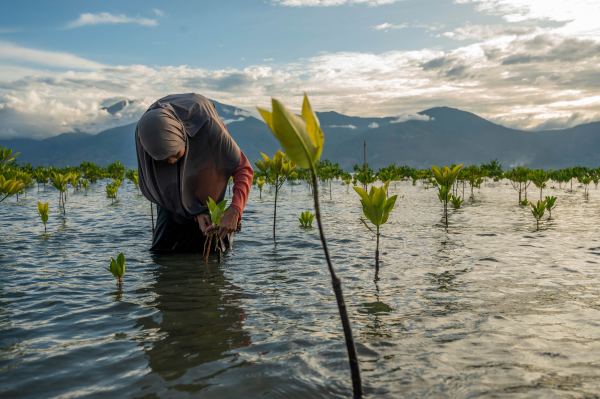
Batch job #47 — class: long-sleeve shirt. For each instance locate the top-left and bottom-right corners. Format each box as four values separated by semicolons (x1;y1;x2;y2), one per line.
229;151;253;221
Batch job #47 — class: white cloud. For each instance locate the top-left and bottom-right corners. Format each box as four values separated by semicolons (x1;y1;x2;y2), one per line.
0;40;104;70
455;0;600;38
2;28;600;138
373;22;408;31
67;12;158;28
391;113;432;123
441;24;537;40
272;0;401;6
328;124;358;129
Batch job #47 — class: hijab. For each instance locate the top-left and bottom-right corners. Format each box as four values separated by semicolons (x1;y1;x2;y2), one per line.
136;93;241;218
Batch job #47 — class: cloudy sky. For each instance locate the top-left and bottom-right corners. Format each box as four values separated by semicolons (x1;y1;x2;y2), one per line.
1;0;599;138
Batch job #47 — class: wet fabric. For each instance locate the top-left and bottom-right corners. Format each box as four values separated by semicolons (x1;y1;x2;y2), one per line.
136;93;241;219
151;206;230;253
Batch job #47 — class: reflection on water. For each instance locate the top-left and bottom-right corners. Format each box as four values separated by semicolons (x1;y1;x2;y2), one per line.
2;181;600;397
138;255;250;384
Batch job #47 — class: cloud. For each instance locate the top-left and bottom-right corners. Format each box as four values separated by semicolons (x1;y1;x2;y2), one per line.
390;113;432;123
441;24;537;40
2;27;600;138
67;12;158;28
373;22;408;31
328;124;358;129
0;40;104;70
272;0;401;6
368;122;379;128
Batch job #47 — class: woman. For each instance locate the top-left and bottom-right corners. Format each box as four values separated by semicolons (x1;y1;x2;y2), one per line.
136;93;253;252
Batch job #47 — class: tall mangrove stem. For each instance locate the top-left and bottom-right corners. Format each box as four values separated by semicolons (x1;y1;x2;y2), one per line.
310;169;363;398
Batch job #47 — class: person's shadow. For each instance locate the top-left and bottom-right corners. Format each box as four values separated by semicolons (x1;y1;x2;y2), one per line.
136;254;251;382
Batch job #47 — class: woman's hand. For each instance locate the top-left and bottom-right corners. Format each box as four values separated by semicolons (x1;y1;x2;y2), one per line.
195;213;212;234
217;207;239;239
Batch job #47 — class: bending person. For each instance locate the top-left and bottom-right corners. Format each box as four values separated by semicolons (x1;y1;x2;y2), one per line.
136;93;253;252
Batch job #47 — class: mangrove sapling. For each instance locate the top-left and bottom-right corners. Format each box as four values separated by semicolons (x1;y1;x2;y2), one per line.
106;179;122;204
202;196;229;263
579;174;592;199
432;164;464;227
0;175;25;203
50;172;69;215
255;175;266;199
530;199;546;230
299;210;315;228
450;194;464;209
258;94;363;397
255;151;295;244
545;196;557;219
353;182;397;281
108;252;126;287
529;169;549;200
126;169;139;192
37;201;49;234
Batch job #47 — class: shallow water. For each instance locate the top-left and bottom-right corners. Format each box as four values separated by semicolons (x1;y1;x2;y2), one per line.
1;180;600;398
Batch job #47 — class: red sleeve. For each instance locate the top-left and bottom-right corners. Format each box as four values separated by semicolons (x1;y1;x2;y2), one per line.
230;151;253;220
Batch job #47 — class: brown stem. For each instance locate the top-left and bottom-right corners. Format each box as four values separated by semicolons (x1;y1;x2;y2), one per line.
310;169;363;398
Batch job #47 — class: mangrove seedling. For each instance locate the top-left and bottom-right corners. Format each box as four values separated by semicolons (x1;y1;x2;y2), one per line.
450;194;464;209
529;169;549;200
255;151;295;244
0;175;25;203
50;172;69;214
353;182;397;281
258;94;362;397
256;175;266;199
108;252;126;286
299;210;315;228
432;164;464;227
37;201;49;234
106;179;122;204
530;199;546;230
545;195;557;219
202;196;228;263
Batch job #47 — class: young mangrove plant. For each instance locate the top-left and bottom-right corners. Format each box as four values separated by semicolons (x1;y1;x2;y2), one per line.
255;175;266;199
50;172;69;215
37;201;49;234
0;175;25;203
529;169;549;200
450;194;464;209
299;210;315;228
255;151;295;244
258;94;363;397
545;195;557;219
202;196;228;263
530;199;546;230
353;182;397;281
432;164;464;227
108;252;126;287
106;179;122;204
126;169;139;192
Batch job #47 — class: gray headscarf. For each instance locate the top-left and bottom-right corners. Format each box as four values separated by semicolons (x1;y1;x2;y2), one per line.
136;93;241;218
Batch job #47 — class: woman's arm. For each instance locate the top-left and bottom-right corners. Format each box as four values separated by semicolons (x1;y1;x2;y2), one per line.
229;151;254;220
214;152;254;238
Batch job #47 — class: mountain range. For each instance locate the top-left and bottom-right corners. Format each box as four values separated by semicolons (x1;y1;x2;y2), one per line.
1;101;598;170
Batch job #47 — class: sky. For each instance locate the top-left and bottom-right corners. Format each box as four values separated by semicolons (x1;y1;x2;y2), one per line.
1;0;600;138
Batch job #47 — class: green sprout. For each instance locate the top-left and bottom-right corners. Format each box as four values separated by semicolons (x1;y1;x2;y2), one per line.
106;179;122;204
108;252;126;286
431;164;464;227
0;175;25;203
354;182;397;281
530;199;546;230
202;196;228;263
258;94;362;397
545;195;557;219
50;172;69;215
255;175;266;199
299;210;315;228
37;201;49;234
450;194;464;209
126;169;139;191
255;151;295;244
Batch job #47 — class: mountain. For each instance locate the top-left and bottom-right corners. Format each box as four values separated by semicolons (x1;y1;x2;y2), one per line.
0;103;598;169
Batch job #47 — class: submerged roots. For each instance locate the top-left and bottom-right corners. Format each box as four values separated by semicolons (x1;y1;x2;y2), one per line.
202;232;230;264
